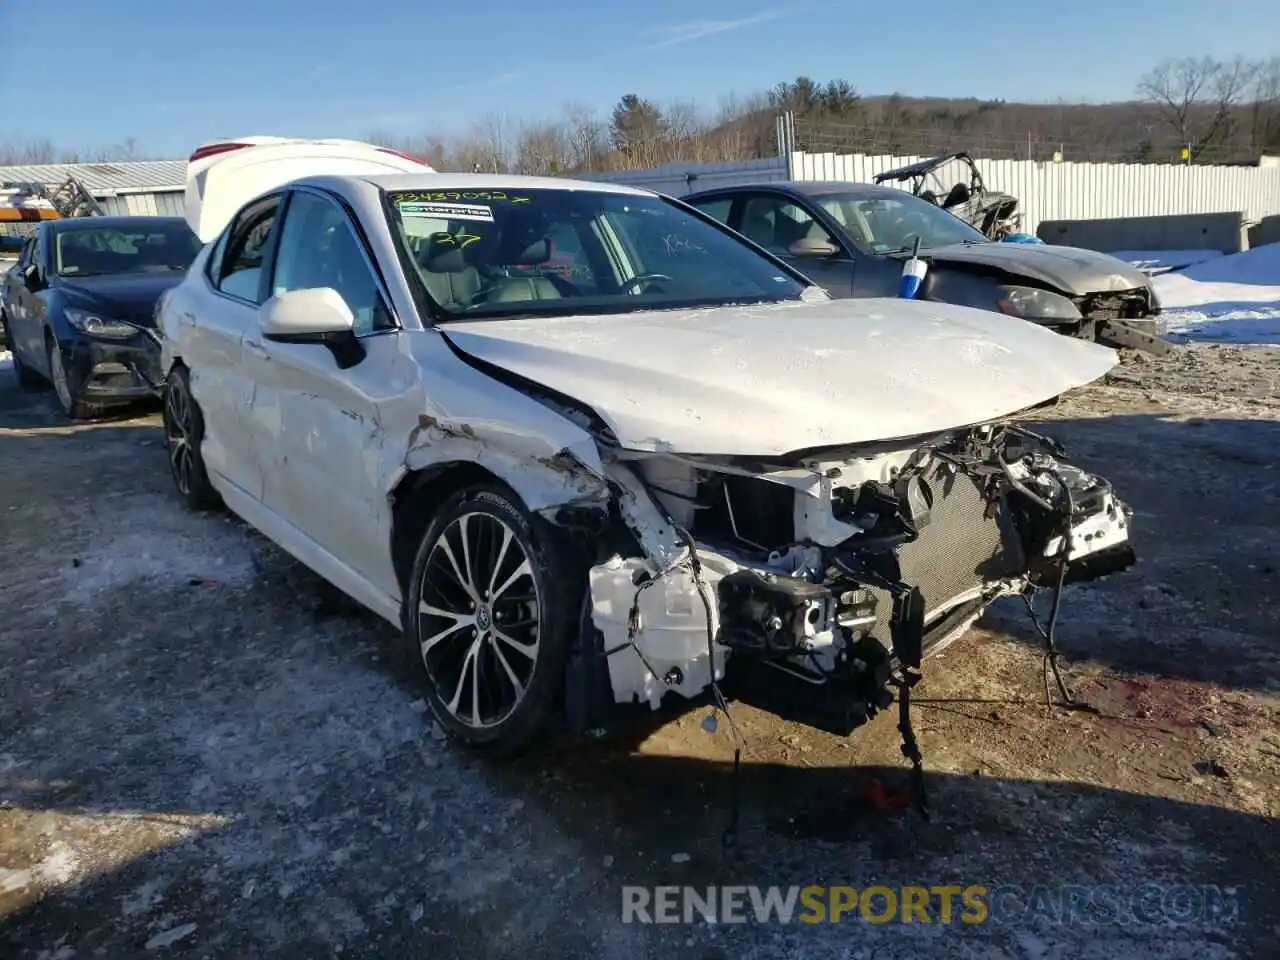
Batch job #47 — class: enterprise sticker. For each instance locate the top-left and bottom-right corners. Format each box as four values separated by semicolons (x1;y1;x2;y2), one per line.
399;201;494;222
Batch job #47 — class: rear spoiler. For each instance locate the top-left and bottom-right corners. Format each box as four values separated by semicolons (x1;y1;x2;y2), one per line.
184;137;435;243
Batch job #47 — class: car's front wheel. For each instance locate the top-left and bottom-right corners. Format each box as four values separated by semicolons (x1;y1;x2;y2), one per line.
162;364;220;510
47;336;106;420
404;484;581;755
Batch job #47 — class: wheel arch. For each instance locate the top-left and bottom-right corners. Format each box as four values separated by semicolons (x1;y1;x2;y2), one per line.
388;461;520;601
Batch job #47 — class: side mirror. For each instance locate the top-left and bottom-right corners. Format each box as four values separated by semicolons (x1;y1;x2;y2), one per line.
788;237;840;259
22;263;40;288
259;287;365;369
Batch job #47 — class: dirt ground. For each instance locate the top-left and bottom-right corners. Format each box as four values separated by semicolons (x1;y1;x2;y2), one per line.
1;343;1278;959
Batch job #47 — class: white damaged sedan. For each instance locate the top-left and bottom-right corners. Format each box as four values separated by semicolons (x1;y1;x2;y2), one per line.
159;139;1135;765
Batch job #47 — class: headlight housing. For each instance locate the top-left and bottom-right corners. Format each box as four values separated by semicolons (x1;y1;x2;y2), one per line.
994;285;1082;323
64;307;139;340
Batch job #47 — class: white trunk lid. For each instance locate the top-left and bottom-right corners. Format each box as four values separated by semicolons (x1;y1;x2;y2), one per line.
184;137;434;243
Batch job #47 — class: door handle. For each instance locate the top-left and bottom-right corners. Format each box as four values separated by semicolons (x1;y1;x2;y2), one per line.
244;340;269;358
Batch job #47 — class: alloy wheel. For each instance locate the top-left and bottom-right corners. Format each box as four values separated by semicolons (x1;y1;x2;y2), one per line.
164;380;195;496
417;512;541;729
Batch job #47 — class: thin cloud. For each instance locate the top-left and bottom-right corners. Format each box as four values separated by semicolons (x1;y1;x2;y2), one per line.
448;70;523;93
644;10;786;49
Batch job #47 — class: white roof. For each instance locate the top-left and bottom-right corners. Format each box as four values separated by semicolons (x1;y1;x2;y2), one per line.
359;172;654;195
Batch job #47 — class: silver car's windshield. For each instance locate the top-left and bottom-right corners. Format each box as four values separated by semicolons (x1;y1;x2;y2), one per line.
816;191;988;254
386;188;808;320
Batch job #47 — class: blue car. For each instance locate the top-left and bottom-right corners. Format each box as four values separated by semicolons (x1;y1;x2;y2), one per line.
1;216;203;418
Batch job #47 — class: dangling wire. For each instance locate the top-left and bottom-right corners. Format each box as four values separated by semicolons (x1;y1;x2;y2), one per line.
672;525;748;849
1022;474;1096;714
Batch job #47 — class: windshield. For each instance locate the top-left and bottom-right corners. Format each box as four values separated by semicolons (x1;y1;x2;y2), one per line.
816;191;987;254
386;188;808;320
54;222;204;278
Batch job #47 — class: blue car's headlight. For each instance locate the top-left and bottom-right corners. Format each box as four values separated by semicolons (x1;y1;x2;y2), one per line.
64;308;139;339
994;285;1082;322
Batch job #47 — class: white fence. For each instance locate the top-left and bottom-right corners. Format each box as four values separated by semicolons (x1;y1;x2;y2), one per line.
584;152;1280;238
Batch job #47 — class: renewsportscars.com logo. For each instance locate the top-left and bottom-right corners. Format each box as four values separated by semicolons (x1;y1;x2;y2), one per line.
621;884;1241;927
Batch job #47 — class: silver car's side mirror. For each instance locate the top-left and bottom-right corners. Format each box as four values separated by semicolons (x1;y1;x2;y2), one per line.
258;288;365;369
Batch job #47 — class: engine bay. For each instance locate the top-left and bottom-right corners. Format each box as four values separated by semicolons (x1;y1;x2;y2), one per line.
580;421;1135;750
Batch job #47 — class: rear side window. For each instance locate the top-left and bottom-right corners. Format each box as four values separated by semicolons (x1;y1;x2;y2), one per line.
214;195;283;303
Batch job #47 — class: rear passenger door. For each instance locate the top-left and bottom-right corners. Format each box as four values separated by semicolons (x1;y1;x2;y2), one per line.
187;192;286;501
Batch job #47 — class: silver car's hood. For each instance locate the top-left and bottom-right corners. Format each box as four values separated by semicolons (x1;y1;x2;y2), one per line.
440;297;1118;457
926;241;1152;295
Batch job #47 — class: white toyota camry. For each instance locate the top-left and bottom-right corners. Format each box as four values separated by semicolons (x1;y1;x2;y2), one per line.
159;138;1135;765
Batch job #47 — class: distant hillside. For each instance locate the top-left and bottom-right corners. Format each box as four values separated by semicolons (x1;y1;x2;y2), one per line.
722;95;1276;165
370;59;1280;174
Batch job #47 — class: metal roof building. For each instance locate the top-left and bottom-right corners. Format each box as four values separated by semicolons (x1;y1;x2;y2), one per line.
0;159;186;217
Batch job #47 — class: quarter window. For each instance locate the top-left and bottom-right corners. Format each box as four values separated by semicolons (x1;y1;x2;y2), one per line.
689;197;732;225
271;190;393;336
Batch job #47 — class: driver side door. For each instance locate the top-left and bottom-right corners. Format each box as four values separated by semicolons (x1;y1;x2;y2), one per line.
241;186;409;597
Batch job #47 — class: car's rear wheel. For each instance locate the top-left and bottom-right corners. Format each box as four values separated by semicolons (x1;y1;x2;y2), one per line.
47;336;106;420
403;484;581;755
162;364;220;510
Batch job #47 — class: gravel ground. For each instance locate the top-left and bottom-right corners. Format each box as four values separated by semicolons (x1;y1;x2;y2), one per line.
1;344;1278;959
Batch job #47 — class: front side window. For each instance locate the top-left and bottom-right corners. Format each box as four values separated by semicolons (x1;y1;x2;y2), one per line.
271;190;392;336
738;195;838;257
53;222;202;278
387;187;806;321
817;191;987;254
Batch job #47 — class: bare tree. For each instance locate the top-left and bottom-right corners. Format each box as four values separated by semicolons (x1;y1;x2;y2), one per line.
513;121;568;176
561;102;605;172
0;139;58;165
1249;57;1280;151
1138;56;1258;158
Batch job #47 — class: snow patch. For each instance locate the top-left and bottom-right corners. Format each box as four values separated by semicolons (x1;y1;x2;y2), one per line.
1152;243;1280;346
52;496;258;605
37;842;80;884
57;529;257;604
144;923;197;951
1110;249;1223;275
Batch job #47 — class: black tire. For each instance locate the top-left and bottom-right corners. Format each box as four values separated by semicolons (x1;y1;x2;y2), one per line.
162;364;220;510
10;341;44;391
46;335;107;420
403;484;583;756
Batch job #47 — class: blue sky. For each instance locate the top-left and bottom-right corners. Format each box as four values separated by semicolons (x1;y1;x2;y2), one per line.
4;0;1273;158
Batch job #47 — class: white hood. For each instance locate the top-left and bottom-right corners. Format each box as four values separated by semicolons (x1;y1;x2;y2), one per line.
441;298;1117;456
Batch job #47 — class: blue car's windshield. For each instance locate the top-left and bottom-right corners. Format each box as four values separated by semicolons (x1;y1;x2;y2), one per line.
816;191;988;254
54;222;203;278
386;187;808;320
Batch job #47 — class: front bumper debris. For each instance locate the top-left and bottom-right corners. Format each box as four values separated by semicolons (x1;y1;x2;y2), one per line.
570;423;1135;747
65;332;163;402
